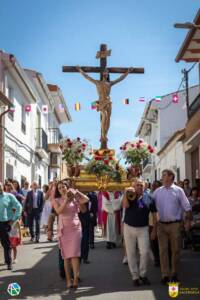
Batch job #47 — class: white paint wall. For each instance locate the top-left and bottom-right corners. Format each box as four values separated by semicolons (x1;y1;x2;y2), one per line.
157;141;186;181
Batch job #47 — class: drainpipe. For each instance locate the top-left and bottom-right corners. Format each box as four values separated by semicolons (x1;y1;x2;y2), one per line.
0;108;10;182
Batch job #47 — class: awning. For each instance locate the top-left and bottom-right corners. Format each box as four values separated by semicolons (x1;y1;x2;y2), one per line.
176;9;200;62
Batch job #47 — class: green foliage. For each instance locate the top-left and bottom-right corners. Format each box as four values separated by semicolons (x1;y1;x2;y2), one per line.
85;160;122;182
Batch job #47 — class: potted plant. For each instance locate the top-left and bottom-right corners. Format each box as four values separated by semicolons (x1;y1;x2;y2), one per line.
120;139;154;178
60;137;91;177
85;151;122;182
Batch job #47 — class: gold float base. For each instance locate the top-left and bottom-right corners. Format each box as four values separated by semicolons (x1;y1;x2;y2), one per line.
63;149;134;192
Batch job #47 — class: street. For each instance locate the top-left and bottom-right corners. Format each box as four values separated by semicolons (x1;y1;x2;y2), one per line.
0;232;200;300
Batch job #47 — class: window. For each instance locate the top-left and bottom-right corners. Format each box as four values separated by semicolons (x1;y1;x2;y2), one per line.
8;87;14;121
21;105;26;134
51;153;60;165
6;163;13;179
21;176;26;188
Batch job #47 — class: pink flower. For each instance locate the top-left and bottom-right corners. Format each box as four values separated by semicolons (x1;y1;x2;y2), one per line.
131;144;135;148
139;139;143;143
136;143;140;148
104;160;109;165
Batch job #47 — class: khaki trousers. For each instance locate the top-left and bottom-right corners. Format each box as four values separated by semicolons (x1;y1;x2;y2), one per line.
47;212;56;240
157;222;181;277
124;223;150;280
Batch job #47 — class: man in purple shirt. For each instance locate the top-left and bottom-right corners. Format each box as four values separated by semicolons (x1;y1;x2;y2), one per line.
152;169;192;284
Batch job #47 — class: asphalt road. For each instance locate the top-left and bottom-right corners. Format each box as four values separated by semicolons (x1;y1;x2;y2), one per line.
0;232;200;300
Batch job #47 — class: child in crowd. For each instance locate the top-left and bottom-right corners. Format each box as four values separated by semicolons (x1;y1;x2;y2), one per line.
9;219;22;264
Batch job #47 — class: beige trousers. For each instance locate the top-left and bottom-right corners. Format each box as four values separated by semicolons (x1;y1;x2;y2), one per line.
157;222;181;277
124;223;150;280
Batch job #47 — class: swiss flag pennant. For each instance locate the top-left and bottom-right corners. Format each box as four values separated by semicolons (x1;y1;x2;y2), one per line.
24;104;32;112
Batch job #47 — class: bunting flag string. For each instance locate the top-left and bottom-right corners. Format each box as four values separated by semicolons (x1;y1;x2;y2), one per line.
123;98;129;105
154;96;162;102
9;104;15;112
58;103;65;112
24;104;32;112
91;101;97;110
42;105;48;114
172;93;179;103
75;102;81;111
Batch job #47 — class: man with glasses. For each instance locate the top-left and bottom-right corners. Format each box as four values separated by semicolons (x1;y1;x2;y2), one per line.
153;169;192;284
0;182;22;270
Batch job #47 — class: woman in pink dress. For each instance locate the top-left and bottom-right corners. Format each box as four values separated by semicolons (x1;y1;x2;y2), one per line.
53;181;89;289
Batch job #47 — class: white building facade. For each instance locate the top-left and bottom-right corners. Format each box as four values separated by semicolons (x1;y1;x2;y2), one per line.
136;85;200;182
0;51;71;186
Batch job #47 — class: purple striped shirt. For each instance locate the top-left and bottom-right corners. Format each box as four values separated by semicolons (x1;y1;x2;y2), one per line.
152;184;191;222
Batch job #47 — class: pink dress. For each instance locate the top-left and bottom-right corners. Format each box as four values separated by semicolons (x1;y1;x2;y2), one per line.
55;198;82;259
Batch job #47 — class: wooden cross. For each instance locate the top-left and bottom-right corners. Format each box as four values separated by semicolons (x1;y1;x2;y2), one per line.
62;44;145;149
62;44;144;80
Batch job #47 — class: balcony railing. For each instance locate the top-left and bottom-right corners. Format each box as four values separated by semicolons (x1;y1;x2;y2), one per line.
48;128;62;144
36;128;48;152
143;157;152;169
189;93;200;118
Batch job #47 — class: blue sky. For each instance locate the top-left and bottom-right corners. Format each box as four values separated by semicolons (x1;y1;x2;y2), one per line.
0;0;199;151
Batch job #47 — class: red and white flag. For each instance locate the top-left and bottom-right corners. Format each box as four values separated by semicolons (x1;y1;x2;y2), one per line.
24;104;32;112
42;105;48;114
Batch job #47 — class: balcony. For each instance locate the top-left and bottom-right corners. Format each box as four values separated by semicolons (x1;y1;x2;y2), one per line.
48;128;62;153
189;93;200;118
142;157;152;173
35;128;48;159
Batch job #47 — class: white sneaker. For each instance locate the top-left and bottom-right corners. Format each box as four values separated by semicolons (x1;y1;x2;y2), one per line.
13;259;18;264
123;256;128;264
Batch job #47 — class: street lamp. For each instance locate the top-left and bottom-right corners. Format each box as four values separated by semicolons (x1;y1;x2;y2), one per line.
174;22;200;29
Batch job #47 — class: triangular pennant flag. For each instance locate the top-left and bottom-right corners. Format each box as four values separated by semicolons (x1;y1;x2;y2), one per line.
75;102;81;111
24;104;32;112
9;104;15;112
58;103;65;112
123;98;129;105
139;97;145;102
42;105;48;114
91;101;97;110
172;93;179;103
155;96;161;102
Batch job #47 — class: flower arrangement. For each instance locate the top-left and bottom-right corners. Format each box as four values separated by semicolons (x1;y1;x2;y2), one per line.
60;137;91;166
85;150;122;182
120;139;154;166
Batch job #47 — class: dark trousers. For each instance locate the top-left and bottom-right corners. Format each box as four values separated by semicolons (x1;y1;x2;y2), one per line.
89;223;95;246
28;209;41;240
0;221;12;265
79;212;90;261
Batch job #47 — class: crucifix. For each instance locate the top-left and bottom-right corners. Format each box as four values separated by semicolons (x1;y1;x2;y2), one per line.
62;44;144;149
